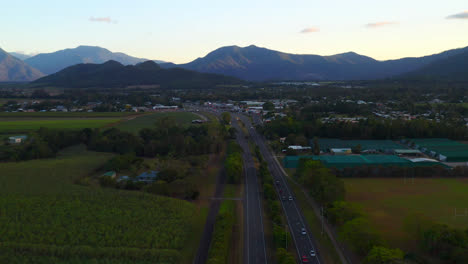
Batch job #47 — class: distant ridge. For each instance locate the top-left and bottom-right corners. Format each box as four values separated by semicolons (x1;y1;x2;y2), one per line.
162;45;468;81
0;48;44;82
33;60;241;89
25;46;167;75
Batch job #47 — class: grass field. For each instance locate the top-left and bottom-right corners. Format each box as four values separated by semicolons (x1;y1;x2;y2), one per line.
0;146;205;264
0;112;139;118
0;119;120;133
344;178;468;249
116;112;199;133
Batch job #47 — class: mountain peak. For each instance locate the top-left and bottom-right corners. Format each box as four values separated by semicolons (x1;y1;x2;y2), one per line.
0;47;44;81
136;60;161;70
102;60;123;67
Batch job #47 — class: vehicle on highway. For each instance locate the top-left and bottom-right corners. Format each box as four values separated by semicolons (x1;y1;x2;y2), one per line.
288;195;293;201
301;227;307;235
310;249;316;257
302;256;309;263
275;180;280;186
282;196;286;201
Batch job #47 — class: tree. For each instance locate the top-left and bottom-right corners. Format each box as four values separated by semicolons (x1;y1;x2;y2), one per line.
313;137;320;155
363;246;404;264
339;217;383;256
263;101;275;111
352;144;362;154
221;112;231;125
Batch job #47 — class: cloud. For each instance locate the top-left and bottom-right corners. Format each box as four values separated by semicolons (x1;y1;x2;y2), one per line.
365;21;398;28
446;11;468;19
89;17;117;23
300;27;320;33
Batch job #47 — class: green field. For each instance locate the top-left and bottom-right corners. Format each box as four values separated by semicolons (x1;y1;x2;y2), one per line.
116;112;200;133
344;178;468;249
0;112;139;118
0;146;204;263
0;119;120;133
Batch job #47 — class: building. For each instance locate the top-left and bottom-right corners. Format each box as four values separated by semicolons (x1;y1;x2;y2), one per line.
330;148;352;155
287;146;312;151
102;171;117;179
9;135;28;144
136;171;159;183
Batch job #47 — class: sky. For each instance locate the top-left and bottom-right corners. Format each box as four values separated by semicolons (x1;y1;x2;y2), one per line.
1;0;468;63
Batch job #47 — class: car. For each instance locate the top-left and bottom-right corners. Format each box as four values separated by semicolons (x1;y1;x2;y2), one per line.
288;196;293;201
302;256;309;263
275;180;280;185
282;196;286;201
310;249;316;257
301;228;307;235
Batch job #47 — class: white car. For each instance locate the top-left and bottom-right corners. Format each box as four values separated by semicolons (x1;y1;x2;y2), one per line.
301;228;306;235
310;249;316;257
288;196;293;201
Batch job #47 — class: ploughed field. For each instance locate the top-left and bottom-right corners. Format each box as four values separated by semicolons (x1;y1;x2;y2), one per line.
344;178;468;249
0;146;203;264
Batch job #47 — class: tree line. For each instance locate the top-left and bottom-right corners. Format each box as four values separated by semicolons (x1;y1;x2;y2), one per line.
260;116;468;142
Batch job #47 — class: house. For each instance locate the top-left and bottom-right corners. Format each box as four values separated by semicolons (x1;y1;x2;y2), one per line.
136;171;159;183
9;135;28;144
102;171;117;179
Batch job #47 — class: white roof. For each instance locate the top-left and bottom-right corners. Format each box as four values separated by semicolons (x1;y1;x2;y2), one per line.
331;148;352;152
409;158;439;163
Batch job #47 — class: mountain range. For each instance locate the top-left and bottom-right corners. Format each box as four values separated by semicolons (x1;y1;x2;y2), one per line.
33;60;241;89
0;48;44;82
24;46;166;75
162;45;468;81
1;44;468;83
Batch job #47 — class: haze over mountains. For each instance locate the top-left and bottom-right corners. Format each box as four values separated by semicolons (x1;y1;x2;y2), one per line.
0;48;44;82
24;46;166;75
33;60;241;89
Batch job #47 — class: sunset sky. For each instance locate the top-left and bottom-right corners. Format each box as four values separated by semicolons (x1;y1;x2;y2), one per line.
2;0;467;63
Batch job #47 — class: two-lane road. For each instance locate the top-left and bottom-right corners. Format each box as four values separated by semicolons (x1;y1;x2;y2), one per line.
238;114;322;264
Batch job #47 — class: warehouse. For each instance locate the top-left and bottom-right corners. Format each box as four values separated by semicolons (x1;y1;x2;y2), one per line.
312;139;408;154
404;138;468;162
283;154;447;169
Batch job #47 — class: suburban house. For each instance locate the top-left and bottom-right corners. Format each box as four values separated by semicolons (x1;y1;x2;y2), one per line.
9;135;28;144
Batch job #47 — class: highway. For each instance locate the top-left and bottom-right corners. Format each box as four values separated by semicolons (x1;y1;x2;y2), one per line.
231;118;269;264
237;114;322;264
